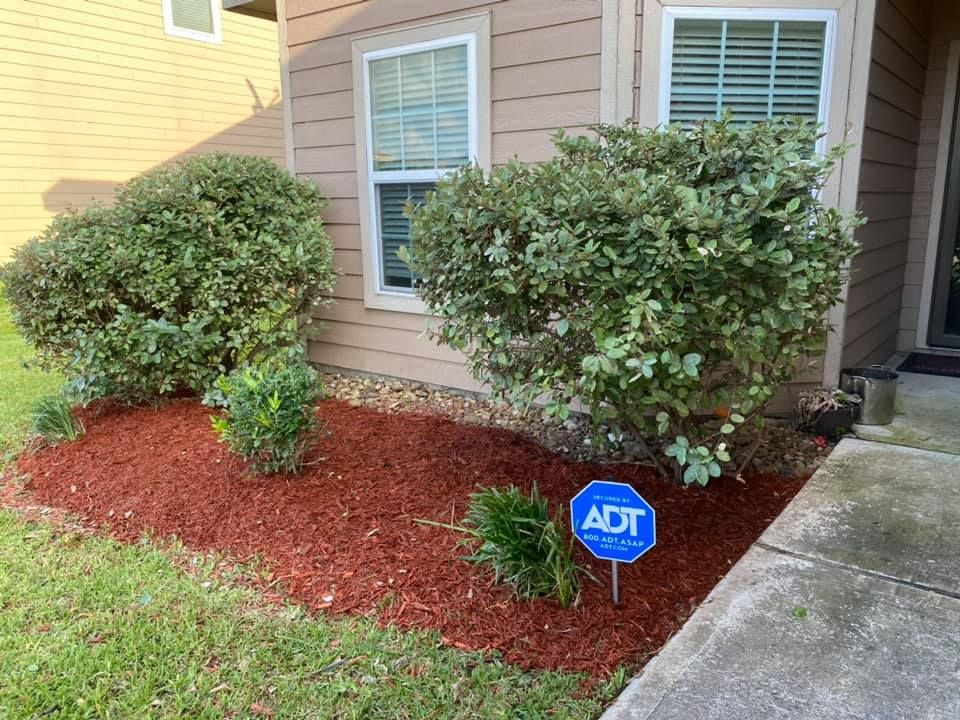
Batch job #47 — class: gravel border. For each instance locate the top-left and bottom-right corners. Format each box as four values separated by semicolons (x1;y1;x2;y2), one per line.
321;371;833;478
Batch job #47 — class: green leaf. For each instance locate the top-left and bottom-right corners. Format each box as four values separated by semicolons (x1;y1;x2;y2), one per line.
683;464;709;486
556;319;570;337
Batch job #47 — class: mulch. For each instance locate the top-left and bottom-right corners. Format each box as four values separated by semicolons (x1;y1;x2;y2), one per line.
15;399;804;677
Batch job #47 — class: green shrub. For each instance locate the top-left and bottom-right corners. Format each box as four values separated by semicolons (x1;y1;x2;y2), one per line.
407;119;862;484
208;362;323;475
456;485;584;608
1;153;336;402
31;396;84;443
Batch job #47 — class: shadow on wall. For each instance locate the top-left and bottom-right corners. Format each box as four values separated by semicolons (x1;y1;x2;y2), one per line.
40;94;284;218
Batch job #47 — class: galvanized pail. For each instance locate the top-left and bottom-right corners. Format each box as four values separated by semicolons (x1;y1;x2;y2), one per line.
839;365;899;426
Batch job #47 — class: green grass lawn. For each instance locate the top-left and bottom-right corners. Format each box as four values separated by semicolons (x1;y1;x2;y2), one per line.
0;294;62;459
0;513;618;719
0;293;620;718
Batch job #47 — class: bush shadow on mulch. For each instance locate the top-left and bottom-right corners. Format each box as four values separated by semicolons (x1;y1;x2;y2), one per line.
17;399;804;677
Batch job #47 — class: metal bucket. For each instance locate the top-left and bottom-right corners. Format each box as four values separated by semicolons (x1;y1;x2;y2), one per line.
839;365;899;426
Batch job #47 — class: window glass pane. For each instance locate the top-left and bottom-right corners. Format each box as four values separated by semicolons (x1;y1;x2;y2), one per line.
437;109;470;166
369;44;469;171
670;18;826;125
171;0;214;34
377;182;433;291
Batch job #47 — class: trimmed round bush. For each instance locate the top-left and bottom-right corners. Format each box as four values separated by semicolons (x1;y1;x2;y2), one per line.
407;119;862;484
1;153;336;401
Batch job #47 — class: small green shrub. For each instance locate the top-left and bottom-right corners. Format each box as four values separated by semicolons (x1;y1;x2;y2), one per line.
458;485;585;608
31;396;84;443
1;153;336;402
209;362;323;475
407;119;862;484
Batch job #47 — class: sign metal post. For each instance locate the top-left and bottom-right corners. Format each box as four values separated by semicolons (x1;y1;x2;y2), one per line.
611;559;619;605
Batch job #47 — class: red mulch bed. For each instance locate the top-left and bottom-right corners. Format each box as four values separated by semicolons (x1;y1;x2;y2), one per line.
16;399;804;677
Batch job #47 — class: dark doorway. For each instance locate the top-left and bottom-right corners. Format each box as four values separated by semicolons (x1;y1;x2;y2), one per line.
930;63;960;347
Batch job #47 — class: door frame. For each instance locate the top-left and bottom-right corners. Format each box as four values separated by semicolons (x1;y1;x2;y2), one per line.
917;39;960;350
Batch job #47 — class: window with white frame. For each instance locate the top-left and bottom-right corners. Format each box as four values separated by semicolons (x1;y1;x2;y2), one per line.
660;8;835;133
162;0;221;44
362;35;476;294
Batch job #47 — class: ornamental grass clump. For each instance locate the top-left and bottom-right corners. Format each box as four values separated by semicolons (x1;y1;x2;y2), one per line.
1;153;336;402
31;396;84;443
208;362;323;475
406;118;862;484
455;485;585;608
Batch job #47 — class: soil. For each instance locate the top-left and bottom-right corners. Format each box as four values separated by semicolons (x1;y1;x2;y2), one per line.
15;399;805;677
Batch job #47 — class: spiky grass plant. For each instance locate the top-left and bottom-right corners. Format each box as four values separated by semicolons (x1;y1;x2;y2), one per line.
459;485;586;608
31;395;83;443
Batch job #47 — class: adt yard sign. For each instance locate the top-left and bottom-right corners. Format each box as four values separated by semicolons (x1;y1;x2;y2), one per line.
570;479;656;604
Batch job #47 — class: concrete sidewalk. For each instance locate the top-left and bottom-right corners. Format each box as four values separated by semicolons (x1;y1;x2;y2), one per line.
602;439;960;720
853;371;960;456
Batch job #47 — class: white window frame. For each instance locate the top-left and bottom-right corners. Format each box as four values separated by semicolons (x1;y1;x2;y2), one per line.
658;7;837;154
364;34;478;296
352;14;491;314
162;0;222;45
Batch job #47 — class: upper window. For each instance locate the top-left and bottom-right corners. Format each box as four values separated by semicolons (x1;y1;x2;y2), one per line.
162;0;222;44
362;35;477;294
661;8;834;134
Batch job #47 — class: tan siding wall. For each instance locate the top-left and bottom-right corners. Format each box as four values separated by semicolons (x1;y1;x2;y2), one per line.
0;0;284;261
288;0;603;385
898;3;960;349
844;0;932;366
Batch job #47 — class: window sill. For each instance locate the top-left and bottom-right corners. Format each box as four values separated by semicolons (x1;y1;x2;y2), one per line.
363;291;428;316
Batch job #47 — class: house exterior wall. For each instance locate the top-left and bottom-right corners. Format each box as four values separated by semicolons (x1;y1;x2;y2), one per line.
0;0;284;262
287;0;874;401
285;0;603;389
843;0;932;366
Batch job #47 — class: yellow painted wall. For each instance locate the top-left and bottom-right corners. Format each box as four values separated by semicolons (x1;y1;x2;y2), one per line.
0;0;284;261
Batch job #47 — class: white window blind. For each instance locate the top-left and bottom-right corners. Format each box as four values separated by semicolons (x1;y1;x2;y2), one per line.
669;19;827;124
365;38;473;293
377;183;432;290
369;45;470;171
171;0;214;35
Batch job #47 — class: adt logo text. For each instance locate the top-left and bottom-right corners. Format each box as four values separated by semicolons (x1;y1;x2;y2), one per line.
580;503;647;536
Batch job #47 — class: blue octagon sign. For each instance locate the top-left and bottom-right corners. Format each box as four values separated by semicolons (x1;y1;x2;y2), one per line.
570;480;656;563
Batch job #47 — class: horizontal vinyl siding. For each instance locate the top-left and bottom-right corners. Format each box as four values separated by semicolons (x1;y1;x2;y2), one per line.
290;0;603;388
0;0;284;260
844;0;932;366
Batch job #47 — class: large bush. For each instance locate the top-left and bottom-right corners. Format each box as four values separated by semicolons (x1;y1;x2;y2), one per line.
1;153;336;401
407;120;861;484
